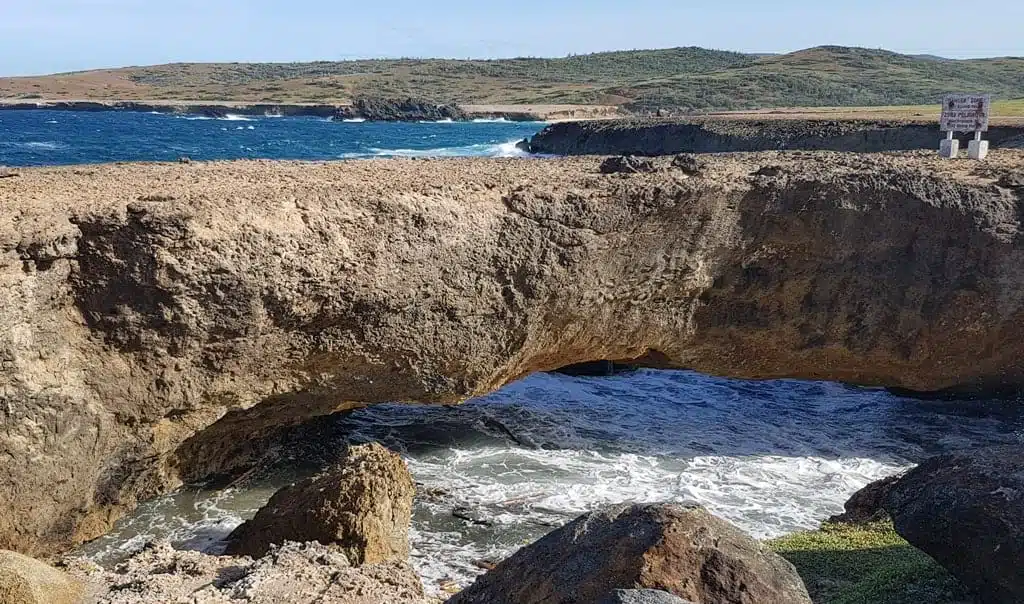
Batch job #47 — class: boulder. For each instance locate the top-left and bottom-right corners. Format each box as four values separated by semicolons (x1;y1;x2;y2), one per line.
446;503;811;604
828;474;901;524
0;550;82;604
599;590;694;604
225;443;414;563
598;155;657;174
884;445;1024;604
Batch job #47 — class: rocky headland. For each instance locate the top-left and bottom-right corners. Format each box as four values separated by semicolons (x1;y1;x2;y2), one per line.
3;151;1024;561
0;98;571;122
528;118;1024;155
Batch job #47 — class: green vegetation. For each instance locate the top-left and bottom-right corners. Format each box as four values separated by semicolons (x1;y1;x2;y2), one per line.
3;45;1024;112
768;522;970;604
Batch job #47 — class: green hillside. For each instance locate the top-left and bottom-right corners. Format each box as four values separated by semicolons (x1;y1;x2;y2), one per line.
2;45;1023;111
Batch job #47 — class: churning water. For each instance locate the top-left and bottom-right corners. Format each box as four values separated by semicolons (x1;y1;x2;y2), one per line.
77;370;1023;595
0;110;545;166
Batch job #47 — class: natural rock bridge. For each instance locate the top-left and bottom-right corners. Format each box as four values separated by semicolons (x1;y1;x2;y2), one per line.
2;151;1023;556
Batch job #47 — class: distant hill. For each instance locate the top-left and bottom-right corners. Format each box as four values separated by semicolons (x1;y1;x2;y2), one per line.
2;46;1022;111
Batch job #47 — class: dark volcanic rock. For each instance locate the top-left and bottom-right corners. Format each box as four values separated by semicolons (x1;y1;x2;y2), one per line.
225;443;414;563
530;119;1024;156
829;474;902;524
884;446;1024;604
599;155;657;174
334;97;467;122
446;503;811;604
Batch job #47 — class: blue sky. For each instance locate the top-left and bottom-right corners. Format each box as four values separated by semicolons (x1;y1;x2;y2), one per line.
3;0;1023;76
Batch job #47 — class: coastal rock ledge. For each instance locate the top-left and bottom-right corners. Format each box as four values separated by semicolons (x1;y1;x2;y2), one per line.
3;152;1024;556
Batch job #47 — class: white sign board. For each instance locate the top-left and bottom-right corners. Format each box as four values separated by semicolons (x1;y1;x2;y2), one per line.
940;94;991;132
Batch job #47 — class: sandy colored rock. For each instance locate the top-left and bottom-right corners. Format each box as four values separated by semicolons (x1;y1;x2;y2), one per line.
225;443;414;562
67;540;426;604
447;503;811;604
3;152;1024;556
0;550;83;604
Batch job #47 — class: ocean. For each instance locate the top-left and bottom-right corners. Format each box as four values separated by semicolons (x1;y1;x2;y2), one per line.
0;110;545;166
7;109;1021;597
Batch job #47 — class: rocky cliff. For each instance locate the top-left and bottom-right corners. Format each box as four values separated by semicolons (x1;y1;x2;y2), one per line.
529;119;1024;155
3;152;1024;557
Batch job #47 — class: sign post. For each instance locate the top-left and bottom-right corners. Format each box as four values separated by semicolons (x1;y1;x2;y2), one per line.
939;94;991;160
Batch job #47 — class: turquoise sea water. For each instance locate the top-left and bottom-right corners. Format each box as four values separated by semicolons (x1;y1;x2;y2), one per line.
0;110;545;166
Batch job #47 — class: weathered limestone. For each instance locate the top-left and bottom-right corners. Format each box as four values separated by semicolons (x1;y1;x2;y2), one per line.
67;540;427;604
225;443;414;562
3;152;1024;555
447;503;811;604
0;550;82;604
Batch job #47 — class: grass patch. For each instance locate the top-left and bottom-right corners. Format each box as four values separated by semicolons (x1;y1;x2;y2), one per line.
768;522;971;604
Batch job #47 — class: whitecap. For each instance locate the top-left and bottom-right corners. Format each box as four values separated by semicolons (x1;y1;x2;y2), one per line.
221;114;254;121
362;139;529;159
23;141;65;150
340;118;366;123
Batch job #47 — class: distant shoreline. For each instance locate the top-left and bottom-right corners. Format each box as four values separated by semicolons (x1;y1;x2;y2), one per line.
0;99;622;123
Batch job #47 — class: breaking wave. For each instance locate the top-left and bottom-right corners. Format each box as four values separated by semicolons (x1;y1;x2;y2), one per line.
338;140;529;159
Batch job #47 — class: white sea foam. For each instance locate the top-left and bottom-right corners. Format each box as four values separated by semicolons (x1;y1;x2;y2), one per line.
222;114;254;121
360;140;528;159
75;370;1022;596
341;118;366;123
471;117;510;123
22;141;65;150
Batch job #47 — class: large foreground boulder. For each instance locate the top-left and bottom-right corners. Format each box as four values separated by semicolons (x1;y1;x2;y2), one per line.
225;443;414;563
0;550;82;604
447;503;811;604
883;445;1024;604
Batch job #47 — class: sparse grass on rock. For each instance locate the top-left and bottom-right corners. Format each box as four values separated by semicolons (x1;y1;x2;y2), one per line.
768;522;972;604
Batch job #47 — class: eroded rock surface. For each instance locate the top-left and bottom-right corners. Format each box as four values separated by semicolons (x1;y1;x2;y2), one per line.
67;540;426;604
884;446;1024;604
0;550;82;604
225;442;414;562
529;118;1024;155
599;590;694;604
3;152;1024;555
447;503;811;604
828;474;902;524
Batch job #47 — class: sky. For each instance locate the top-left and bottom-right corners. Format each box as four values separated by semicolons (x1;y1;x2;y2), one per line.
2;0;1024;76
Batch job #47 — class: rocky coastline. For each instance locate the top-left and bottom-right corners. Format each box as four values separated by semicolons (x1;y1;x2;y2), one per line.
528;118;1024;155
0;98;546;122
